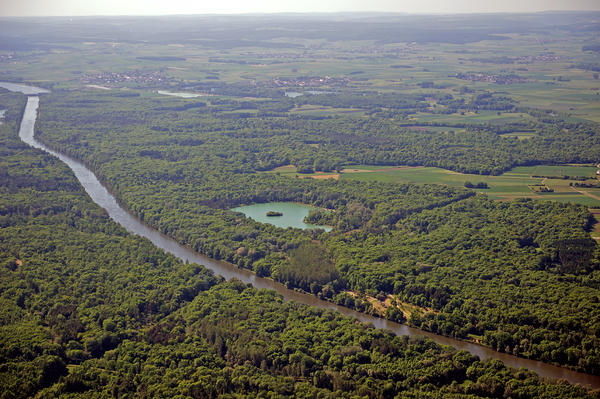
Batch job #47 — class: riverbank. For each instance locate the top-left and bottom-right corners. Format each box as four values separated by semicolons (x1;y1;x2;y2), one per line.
9;82;600;389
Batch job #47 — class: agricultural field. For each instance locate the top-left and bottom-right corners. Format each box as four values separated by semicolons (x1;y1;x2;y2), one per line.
407;111;536;125
3;12;600;395
280;164;600;206
2;16;600;124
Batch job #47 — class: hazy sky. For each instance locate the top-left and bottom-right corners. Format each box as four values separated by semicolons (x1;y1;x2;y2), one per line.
1;0;600;16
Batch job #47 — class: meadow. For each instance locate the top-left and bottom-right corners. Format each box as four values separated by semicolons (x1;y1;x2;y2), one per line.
268;164;600;206
3;12;600;386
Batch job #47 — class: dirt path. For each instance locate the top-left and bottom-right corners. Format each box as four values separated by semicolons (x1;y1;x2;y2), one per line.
309;174;339;180
570;186;600;201
589;209;600;241
341;166;421;173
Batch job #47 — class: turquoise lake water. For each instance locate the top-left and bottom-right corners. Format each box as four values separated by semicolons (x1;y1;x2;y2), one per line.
231;202;332;231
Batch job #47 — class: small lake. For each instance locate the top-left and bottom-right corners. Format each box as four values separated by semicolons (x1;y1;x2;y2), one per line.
284;90;332;98
86;84;111;90
232;202;332;231
306;90;332;95
157;90;204;98
284;91;303;98
8;81;600;389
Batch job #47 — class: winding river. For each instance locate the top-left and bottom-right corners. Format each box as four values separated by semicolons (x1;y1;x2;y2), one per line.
7;82;600;389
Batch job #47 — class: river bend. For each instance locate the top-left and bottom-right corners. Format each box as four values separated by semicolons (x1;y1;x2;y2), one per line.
7;83;600;389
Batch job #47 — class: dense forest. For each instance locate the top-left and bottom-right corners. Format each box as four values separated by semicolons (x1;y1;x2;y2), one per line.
36;91;600;175
30;88;600;374
2;90;597;398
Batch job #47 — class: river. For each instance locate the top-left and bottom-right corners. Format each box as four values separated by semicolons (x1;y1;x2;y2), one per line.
7;83;600;389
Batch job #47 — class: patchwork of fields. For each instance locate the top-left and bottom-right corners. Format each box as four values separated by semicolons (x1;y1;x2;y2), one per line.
267;164;600;206
3;13;600;392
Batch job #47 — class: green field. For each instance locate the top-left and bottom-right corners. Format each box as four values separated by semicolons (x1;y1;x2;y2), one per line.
289;104;365;116
4;19;600;123
337;164;600;206
263;163;600;206
407;111;535;125
4;13;600;389
517;165;598;178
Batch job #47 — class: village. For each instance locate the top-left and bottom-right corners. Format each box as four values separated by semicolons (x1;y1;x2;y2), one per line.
80;70;167;86
454;72;528;84
267;75;351;88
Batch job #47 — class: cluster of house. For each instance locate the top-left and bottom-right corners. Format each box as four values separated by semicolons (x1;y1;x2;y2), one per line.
81;70;166;86
454;73;528;85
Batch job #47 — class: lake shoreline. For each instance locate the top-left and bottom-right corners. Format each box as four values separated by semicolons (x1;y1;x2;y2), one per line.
8;82;600;389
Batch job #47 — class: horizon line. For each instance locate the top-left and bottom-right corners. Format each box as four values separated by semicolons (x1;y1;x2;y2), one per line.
2;9;600;18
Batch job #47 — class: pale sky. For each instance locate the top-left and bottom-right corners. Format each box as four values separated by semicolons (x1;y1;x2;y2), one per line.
1;0;599;17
